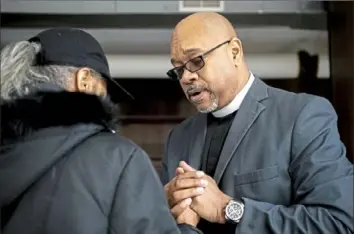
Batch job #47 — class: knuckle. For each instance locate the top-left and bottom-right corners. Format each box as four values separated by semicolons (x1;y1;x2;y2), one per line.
186;171;193;177
176;175;183;181
170;178;175;186
174;177;181;187
175;179;182;189
172;191;179;201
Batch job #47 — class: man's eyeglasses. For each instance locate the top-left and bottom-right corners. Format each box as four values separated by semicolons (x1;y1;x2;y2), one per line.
167;40;231;81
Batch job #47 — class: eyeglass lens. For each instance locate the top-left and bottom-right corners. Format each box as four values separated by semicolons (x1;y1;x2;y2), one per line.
169;56;205;80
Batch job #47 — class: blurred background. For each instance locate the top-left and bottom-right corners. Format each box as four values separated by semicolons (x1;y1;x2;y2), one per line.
1;1;353;173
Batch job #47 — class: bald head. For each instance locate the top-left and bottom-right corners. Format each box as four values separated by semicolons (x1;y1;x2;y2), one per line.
168;12;249;114
172;12;237;53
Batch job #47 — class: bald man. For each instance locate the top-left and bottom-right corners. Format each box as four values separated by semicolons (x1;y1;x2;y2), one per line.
162;12;353;234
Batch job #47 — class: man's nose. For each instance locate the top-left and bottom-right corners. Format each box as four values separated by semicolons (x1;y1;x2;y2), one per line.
180;69;198;85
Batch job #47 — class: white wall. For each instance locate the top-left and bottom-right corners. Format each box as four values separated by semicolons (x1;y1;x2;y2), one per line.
107;54;329;79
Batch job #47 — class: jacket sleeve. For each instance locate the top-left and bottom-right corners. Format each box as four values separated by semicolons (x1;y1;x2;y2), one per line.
236;97;354;234
108;147;203;234
161;129;174;186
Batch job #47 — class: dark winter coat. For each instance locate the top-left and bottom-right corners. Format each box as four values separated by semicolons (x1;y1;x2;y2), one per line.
0;91;202;234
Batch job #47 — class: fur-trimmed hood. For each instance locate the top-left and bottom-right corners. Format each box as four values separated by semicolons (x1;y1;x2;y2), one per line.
0;91;120;209
1;91;120;144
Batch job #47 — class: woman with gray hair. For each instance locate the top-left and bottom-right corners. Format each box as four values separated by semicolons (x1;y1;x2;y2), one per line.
0;28;205;234
1;40;72;100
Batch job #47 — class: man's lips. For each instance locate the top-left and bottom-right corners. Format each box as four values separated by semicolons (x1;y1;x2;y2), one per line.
189;90;207;103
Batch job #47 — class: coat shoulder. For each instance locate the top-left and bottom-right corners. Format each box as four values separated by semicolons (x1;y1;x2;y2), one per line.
72;131;149;177
265;85;332;115
267;85;314;106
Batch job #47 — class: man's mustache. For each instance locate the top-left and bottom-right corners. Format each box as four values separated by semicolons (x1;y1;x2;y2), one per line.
185;84;208;96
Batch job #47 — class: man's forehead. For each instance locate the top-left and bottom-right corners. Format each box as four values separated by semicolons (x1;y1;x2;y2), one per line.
170;21;220;62
180;41;206;54
171;35;211;61
171;42;203;64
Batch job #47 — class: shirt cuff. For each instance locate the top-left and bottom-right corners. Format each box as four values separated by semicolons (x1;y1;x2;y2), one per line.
177;223;203;234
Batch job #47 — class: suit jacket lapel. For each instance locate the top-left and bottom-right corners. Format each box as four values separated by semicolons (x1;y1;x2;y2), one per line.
188;114;207;170
213;77;268;184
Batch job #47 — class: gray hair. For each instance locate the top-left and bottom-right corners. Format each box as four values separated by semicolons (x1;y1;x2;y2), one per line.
1;41;84;100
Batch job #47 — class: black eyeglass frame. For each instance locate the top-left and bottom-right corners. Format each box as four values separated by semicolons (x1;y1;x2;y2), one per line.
167;39;231;81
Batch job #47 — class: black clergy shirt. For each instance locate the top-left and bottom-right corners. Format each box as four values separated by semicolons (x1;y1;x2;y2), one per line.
197;110;238;234
201;111;237;177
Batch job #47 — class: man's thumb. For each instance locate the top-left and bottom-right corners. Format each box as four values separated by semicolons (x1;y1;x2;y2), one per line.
179;161;196;172
175;167;185;175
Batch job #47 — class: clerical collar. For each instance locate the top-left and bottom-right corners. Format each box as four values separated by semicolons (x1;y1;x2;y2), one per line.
212;72;255;118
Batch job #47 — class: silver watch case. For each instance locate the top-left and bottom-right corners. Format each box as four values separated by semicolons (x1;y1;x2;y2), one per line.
225;199;244;223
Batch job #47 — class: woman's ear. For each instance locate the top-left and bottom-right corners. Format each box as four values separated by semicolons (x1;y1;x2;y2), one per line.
76;67;93;93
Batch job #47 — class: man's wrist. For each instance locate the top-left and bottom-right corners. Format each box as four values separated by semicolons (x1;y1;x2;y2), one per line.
217;194;233;224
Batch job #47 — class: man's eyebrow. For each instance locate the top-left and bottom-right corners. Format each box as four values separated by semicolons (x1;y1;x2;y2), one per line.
184;48;203;55
171;48;204;64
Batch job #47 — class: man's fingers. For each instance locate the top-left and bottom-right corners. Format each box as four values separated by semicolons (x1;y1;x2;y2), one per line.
166;170;205;207
176;170;204;180
175;167;184;176
174;178;208;190
170;198;192;219
179;161;196;172
170;187;205;206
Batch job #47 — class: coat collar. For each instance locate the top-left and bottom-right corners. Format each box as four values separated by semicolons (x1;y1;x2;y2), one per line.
212;72;256;118
1;91;120;144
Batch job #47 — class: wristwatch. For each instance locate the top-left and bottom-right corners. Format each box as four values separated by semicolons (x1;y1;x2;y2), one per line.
224;199;245;224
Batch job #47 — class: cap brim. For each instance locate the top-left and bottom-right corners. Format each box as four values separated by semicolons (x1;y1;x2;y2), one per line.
106;77;134;103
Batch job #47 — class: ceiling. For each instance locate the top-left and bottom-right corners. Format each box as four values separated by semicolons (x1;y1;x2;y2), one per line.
0;1;329;79
1;27;328;55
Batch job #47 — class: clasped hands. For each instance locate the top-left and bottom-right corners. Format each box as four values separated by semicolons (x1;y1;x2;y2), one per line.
164;161;232;227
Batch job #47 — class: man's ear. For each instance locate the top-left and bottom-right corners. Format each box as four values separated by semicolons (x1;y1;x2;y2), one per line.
76;67;93;93
229;38;243;67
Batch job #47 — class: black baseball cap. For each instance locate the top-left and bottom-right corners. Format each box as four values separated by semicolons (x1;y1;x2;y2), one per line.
28;27;134;103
